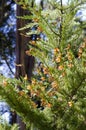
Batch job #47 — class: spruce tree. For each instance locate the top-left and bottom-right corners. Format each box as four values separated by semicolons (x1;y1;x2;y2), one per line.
0;0;86;130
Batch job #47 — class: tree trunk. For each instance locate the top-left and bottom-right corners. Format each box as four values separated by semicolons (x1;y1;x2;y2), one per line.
13;4;35;130
15;5;35;80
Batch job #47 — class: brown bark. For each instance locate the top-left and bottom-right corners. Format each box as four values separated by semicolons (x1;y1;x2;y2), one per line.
15;5;35;80
13;5;35;130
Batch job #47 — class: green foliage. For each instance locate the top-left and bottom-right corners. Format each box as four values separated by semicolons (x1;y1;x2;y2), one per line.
0;123;19;130
0;75;55;130
0;0;86;130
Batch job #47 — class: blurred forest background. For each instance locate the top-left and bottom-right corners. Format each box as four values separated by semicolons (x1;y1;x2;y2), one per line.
0;0;16;77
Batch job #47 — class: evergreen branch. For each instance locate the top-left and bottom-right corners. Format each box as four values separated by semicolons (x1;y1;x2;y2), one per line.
28;42;42;51
41;15;60;37
66;1;86;12
47;0;61;10
0;76;55;130
59;0;63;44
70;73;86;99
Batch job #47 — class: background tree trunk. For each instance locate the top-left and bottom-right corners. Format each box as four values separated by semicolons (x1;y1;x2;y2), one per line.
13;4;35;130
15;5;35;80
